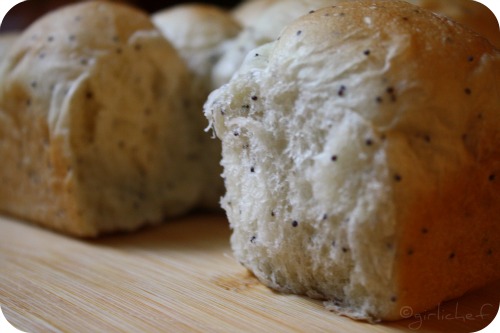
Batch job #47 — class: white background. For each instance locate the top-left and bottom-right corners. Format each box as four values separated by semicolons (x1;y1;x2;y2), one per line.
0;0;498;332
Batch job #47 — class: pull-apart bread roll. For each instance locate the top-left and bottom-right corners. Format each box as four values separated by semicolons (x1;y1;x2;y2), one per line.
0;1;209;237
205;0;500;322
152;4;241;92
152;4;241;209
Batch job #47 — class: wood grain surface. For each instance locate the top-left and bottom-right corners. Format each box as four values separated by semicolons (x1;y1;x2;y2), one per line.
0;214;498;333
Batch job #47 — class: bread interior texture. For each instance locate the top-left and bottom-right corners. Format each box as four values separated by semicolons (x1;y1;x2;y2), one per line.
204;0;500;321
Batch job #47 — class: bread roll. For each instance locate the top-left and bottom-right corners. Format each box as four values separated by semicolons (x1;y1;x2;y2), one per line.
152;3;241;92
204;0;500;322
0;1;210;236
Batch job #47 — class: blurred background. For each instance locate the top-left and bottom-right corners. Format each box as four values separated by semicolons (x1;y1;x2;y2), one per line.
1;0;241;32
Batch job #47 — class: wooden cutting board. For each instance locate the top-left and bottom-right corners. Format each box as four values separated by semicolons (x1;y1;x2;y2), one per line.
1;213;498;333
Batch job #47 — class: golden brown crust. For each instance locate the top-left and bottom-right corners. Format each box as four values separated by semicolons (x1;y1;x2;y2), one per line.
408;0;500;47
395;162;500;316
